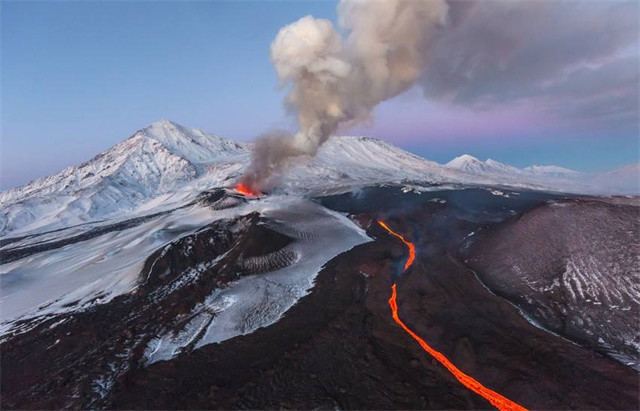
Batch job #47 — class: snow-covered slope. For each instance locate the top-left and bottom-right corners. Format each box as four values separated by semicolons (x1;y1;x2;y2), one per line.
136;120;248;166
592;164;639;194
1;121;636;238
282;136;481;194
0;121;249;236
522;165;581;178
444;154;595;192
447;154;520;175
0;125;492;237
446;154;610;188
446;154;639;196
447;154;580;178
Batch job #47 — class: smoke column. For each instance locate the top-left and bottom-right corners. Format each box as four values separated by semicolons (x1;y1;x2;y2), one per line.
239;0;448;192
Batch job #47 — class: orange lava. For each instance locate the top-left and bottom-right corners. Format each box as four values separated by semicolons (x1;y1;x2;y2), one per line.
235;183;259;197
377;220;415;270
377;220;527;411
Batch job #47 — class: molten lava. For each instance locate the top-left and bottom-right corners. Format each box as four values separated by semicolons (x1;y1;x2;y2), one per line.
377;220;527;411
235;183;260;197
377;220;415;270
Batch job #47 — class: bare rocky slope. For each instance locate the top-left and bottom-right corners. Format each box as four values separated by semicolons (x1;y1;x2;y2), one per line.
462;197;640;369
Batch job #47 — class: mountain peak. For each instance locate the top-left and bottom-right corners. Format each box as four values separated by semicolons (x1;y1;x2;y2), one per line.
149;119;180;128
446;154;482;168
445;154;484;170
446;154;521;175
141;119;186;136
133;120;248;165
454;154;480;162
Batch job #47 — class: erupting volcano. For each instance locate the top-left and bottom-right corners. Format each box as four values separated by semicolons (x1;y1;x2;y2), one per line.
377;220;527;411
3;0;638;407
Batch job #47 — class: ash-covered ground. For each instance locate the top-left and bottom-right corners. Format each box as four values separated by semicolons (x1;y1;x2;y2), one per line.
1;186;638;409
462;197;640;369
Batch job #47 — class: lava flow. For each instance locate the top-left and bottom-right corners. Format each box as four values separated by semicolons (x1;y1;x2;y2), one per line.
235;183;260;197
377;220;415;270
377;220;527;411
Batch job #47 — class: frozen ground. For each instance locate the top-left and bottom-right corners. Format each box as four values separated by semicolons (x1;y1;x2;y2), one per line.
2;120;636;239
0;194;369;348
0;205;215;332
2;185;638;410
144;198;370;364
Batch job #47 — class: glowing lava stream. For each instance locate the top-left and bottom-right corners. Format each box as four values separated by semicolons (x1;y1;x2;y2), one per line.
377;220;527;411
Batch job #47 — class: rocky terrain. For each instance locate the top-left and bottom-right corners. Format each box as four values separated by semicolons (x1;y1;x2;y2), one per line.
2;187;638;409
1;120;635;239
1;121;638;409
462;197;640;369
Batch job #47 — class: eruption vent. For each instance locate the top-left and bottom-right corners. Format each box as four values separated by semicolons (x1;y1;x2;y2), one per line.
235;183;259;197
239;0;448;191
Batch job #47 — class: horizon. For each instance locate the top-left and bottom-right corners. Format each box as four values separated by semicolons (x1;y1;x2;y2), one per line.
3;117;637;192
2;0;639;190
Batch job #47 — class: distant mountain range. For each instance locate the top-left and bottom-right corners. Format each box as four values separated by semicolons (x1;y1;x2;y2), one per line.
1;120;636;237
444;153;637;194
446;154;580;178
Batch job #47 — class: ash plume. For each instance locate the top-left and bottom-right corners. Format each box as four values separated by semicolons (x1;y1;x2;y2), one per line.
240;0;448;191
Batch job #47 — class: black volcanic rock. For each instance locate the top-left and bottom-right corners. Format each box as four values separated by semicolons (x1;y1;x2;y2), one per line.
462;197;640;368
196;188;247;210
0;212;296;409
2;188;638;410
106;207;638;410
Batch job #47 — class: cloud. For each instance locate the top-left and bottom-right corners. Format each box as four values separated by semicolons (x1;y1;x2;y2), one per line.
420;0;639;133
240;0;638;191
240;0;449;191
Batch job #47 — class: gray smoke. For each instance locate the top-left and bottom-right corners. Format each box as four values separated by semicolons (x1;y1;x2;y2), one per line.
240;0;448;191
239;0;638;192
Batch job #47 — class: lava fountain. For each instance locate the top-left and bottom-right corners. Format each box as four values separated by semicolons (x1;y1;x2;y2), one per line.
377;220;527;411
235;183;260;197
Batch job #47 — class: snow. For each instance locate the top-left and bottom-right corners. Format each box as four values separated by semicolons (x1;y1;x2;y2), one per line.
447;154;577;178
143;197;370;364
136;119;249;165
0;204;222;333
0;119;637;363
523;164;580;177
1;120;636;239
0;121;249;238
445;153;637;195
0;195;299;333
279;136;472;195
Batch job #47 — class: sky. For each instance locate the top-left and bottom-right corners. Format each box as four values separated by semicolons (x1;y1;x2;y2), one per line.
1;0;638;190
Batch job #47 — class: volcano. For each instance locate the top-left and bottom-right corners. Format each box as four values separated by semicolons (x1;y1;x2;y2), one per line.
1;121;638;410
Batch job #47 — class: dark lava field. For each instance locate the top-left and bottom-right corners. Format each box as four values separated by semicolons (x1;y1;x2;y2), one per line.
1;186;638;410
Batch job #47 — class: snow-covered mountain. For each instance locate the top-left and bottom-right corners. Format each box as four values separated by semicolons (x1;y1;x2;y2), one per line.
1;121;636;238
446;155;521;175
445;154;640;195
279;136;475;193
446;154;582;178
0;121;493;237
0;121;249;236
522;165;581;178
592;164;640;194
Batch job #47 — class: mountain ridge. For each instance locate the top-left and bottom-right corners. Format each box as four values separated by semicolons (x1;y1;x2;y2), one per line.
1;120;636;237
445;154;580;178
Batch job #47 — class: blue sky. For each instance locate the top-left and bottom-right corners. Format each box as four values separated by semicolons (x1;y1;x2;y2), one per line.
2;0;638;190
